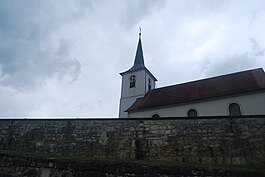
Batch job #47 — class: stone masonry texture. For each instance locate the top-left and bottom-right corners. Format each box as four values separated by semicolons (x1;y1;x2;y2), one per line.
0;116;264;165
1;154;265;177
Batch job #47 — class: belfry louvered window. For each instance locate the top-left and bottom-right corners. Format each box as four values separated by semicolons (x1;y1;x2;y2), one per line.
130;75;136;88
148;78;152;91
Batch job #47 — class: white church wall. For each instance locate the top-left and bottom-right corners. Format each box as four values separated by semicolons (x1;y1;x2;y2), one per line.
119;70;149;118
128;91;265;118
119;69;157;118
119;96;143;118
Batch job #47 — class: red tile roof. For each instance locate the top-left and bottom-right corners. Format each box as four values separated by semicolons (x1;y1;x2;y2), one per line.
127;68;265;112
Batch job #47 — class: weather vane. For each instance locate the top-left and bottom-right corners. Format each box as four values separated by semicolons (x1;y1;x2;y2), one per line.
139;26;142;37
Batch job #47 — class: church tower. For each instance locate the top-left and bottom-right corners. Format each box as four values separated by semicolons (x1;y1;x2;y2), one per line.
119;30;157;118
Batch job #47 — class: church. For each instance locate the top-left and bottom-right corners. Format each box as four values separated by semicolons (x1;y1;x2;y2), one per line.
119;32;265;118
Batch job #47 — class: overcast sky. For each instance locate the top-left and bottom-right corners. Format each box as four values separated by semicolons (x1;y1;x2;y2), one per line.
0;0;265;118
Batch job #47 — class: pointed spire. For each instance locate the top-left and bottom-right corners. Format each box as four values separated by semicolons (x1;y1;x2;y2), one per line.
131;28;145;70
120;28;157;81
120;28;151;76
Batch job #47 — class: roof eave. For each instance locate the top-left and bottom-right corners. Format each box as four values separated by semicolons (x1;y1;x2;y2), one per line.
120;67;157;81
127;88;265;113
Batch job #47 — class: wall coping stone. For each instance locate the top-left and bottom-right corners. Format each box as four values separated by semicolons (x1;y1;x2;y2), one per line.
0;115;264;121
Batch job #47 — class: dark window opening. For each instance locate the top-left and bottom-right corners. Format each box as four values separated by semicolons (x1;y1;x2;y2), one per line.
152;114;160;118
148;78;151;91
229;103;241;117
130;75;136;88
188;109;198;117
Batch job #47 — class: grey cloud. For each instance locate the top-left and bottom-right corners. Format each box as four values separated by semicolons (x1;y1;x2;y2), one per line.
0;40;81;91
203;54;259;77
201;37;265;77
118;0;166;29
1;0;264;117
203;38;265;77
0;1;85;91
249;38;265;56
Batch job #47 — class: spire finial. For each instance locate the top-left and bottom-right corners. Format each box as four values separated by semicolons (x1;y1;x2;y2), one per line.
139;27;141;38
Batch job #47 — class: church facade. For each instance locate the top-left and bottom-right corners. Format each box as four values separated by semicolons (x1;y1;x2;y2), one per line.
119;33;265;118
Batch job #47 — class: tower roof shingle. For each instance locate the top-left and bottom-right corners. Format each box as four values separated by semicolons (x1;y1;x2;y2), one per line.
120;32;157;81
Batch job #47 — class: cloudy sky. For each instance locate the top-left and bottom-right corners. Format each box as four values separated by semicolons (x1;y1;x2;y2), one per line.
0;0;265;118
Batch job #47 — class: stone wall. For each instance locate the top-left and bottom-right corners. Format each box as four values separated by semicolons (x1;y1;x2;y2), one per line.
0;116;264;164
1;154;264;177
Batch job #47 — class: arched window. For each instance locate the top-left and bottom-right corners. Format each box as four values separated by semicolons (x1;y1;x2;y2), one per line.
187;109;197;117
130;75;136;88
229;103;241;117
152;114;160;118
148;78;152;91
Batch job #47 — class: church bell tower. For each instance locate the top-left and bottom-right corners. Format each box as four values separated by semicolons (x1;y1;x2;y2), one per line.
119;30;157;118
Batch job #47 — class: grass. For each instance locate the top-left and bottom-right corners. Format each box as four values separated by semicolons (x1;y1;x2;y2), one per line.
0;150;264;170
207;163;265;170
